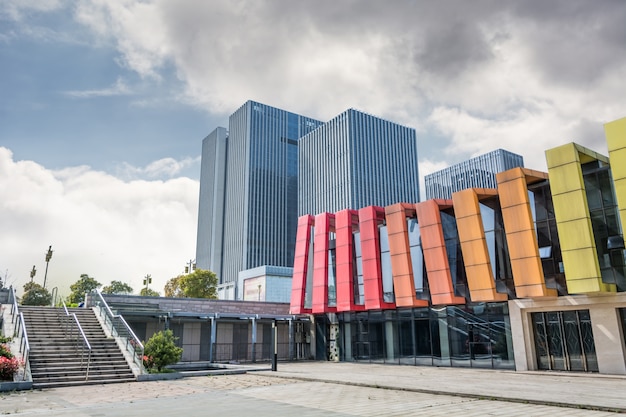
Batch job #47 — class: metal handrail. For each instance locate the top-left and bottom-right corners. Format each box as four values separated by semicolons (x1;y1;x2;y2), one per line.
7;288;30;381
61;302;92;380
10;287;19;323
72;313;92;380
18;312;30;381
92;290;144;372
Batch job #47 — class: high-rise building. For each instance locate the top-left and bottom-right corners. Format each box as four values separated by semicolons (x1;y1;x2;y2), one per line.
196;127;228;275
218;101;322;290
298;109;420;216
424;149;523;200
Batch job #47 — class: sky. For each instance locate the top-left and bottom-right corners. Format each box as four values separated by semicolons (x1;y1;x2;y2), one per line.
1;0;625;298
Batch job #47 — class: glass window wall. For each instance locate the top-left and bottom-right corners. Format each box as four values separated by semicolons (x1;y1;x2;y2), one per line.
337;302;514;370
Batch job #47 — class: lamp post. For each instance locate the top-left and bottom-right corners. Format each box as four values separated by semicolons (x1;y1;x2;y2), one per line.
143;274;152;292
29;265;37;282
43;245;53;289
184;259;196;274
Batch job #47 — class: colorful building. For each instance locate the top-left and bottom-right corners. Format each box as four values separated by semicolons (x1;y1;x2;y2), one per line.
290;117;626;374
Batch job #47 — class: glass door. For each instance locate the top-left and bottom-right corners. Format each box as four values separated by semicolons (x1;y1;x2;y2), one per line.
531;310;598;372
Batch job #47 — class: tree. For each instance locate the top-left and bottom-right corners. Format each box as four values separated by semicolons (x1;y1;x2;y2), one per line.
143;330;183;373
102;280;134;295
21;282;52;306
68;274;102;304
164;269;217;299
139;287;160;297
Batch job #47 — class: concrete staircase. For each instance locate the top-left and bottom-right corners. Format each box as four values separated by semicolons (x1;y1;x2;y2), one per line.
20;306;136;388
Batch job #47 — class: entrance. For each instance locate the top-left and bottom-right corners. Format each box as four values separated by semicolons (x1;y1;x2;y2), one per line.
532;310;598;372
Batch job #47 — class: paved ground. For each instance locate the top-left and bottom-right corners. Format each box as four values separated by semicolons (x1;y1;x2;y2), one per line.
1;362;625;416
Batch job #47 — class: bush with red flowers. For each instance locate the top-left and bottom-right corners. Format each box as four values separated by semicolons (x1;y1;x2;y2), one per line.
0;337;22;381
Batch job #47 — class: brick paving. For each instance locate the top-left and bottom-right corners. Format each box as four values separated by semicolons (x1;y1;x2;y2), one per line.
1;364;625;416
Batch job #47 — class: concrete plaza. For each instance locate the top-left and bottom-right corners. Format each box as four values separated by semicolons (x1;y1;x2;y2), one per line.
1;362;625;416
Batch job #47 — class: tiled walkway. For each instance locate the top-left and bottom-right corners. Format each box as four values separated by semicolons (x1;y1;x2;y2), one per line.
1;363;625;416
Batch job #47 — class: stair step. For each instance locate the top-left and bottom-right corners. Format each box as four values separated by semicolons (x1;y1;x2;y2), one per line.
20;306;136;388
33;377;137;389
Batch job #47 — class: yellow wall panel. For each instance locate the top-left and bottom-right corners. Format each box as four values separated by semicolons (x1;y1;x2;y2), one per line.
546;142;613;294
551;191;590;223
561;248;601;282
604;116;626;151
556;218;596;250
545;143;580;168
608;147;626;180
549;162;585;195
606;117;626;254
614;179;626;216
566;277;614;294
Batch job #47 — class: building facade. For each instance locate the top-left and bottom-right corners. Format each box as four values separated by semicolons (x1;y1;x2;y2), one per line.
196;127;228;274
197;102;422;301
298;109;420;216
291;117;626;374
221;101;322;287
424;149;524;200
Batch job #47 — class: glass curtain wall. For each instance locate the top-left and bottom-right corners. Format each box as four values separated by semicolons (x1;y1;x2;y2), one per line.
528;181;568;295
441;209;469;299
338;303;514;370
582;162;626;291
353;231;365;305
479;197;515;297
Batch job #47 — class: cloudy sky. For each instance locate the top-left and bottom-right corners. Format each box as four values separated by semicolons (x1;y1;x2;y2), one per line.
1;1;625;297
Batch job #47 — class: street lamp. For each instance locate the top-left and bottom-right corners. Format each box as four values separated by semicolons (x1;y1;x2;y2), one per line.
43;245;53;289
184;259;196;274
29;265;36;282
143;274;152;292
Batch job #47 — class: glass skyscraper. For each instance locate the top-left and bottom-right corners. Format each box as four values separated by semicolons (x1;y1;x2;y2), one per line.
424;149;524;200
219;101;322;286
298;109;420;216
196;127;228;275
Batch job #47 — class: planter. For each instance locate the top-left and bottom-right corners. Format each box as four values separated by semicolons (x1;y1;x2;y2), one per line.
0;380;32;392
137;372;184;382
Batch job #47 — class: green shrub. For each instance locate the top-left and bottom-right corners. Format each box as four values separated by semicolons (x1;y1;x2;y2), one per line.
143;330;183;373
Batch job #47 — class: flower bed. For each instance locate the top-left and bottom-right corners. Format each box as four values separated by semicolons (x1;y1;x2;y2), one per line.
0;336;21;381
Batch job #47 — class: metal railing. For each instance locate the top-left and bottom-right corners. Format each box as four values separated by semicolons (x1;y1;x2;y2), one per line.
213;342;291;363
9;288;30;381
61;302;92;380
92;290;144;372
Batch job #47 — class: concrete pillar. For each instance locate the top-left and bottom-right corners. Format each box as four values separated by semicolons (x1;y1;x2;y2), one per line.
209;317;216;363
288;319;294;360
590;306;626;375
343;322;353;361
437;308;451;366
251;317;257;363
385;317;395;362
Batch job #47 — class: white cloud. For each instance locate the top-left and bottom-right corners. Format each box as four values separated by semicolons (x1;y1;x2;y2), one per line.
63;77;133;98
0;147;198;298
0;0;65;20
116;156;201;180
66;1;626;169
